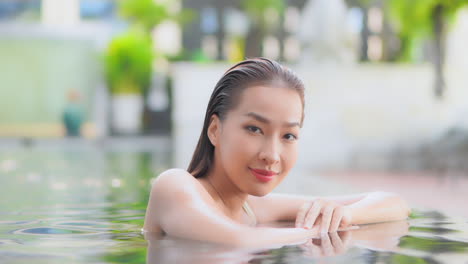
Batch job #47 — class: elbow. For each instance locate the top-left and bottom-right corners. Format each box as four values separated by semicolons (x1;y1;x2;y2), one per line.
376;191;411;220
350;191;412;225
398;196;412;219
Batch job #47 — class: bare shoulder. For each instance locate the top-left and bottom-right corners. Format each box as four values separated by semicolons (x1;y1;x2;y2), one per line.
153;168;197;188
151;168;204;200
144;168;207;232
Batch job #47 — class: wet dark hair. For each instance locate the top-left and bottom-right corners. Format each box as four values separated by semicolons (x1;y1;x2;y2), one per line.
187;58;305;178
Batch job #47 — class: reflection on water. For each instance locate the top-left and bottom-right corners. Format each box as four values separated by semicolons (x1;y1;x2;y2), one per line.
400;235;468;254
0;145;467;264
14;227;95;235
410;226;459;235
145;217;468;264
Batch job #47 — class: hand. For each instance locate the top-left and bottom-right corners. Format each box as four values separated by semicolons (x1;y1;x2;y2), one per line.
295;199;353;233
300;231;351;258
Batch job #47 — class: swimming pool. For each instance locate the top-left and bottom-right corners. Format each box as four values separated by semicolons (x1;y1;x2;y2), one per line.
1;142;467;263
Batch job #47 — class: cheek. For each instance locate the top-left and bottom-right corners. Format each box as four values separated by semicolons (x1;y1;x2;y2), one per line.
220;131;258;163
229;133;257;159
282;144;298;171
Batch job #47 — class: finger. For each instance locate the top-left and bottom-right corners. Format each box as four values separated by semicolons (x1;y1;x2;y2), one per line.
320;233;334;256
304;200;323;229
340;207;352;227
338;230;351;246
305;243;322;258
299;239;313;250
310;243;322;258
296;202;313;227
313;218;324;237
337;225;359;232
315;217;322;229
329;232;345;254
320;206;334;233
309;225;321;238
310;239;323;258
300;239;320;258
311;237;321;246
329;207;343;232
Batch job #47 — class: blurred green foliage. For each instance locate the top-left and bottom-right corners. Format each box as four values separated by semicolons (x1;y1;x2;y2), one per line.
105;0;195;94
391;254;434;264
119;0;171;33
241;0;285;26
241;0;285;58
386;0;468;97
399;235;468;253
388;0;467;37
102;248;147;264
105;0;172;95
118;0;195;34
387;0;468;61
104;29;153;94
410;226;459;235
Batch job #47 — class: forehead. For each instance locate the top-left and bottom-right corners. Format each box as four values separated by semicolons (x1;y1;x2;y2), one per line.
230;85;303;123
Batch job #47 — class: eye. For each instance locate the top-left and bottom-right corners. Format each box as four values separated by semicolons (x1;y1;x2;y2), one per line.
284;133;298;141
245;125;262;134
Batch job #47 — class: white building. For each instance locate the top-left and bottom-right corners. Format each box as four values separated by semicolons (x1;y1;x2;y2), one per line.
41;0;81;26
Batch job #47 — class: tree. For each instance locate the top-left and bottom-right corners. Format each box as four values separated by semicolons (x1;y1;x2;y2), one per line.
387;0;468;99
118;0;194;34
241;0;285;58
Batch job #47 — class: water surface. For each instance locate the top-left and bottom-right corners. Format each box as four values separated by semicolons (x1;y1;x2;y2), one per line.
0;143;467;263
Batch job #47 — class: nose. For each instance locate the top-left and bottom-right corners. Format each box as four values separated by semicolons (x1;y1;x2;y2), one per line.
259;137;280;165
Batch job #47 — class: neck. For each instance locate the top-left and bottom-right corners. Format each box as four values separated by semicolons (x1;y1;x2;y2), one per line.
203;168;248;216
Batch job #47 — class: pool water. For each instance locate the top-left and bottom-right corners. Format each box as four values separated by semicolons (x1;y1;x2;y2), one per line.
0;145;467;264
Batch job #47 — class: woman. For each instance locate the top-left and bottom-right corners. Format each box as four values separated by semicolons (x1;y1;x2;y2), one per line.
143;58;410;247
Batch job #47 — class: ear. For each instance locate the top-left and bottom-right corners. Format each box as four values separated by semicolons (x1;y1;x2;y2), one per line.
207;114;221;147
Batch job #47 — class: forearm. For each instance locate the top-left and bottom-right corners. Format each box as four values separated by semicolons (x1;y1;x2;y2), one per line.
159;198;318;248
348;191;411;225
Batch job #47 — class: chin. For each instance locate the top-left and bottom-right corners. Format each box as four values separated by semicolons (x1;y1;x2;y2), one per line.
249;187;273;197
250;192;269;197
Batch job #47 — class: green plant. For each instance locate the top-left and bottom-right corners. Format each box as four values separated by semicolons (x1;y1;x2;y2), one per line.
242;0;284;25
241;0;285;58
387;0;468;98
118;0;196;34
104;29;153;95
118;0;171;33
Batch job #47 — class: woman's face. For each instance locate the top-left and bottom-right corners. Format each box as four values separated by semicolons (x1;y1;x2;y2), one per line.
213;85;303;196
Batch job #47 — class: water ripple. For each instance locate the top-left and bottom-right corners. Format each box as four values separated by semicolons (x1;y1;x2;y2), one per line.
0;220;40;225
12;227;105;236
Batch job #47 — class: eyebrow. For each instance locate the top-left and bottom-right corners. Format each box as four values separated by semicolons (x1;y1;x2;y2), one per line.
245;112;301;128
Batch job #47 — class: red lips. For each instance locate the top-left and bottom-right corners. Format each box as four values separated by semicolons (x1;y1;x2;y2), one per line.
250;168;277;182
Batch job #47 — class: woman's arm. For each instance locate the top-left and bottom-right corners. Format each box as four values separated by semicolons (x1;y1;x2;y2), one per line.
247;193;365;223
248;191;411;226
143;169;319;247
346;191;411;224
